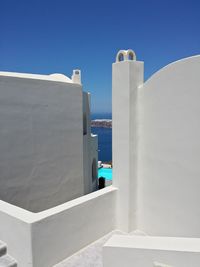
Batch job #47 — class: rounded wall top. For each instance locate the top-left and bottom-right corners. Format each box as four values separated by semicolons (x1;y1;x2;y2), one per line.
49;73;72;83
0;71;73;83
116;49;136;62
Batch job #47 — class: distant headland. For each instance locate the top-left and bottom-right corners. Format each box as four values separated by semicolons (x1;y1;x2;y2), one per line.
91;119;112;128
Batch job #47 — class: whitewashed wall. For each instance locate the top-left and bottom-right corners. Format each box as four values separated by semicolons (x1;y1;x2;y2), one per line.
112;54;144;232
137;56;200;237
83;92;98;194
0;200;32;267
90;134;98;191
112;53;200;237
31;186;116;267
0;74;84;212
0;186;117;267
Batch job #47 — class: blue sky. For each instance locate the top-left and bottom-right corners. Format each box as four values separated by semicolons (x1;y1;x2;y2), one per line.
0;0;200;114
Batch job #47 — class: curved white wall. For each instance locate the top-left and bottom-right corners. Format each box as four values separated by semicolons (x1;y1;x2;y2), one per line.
137;56;200;237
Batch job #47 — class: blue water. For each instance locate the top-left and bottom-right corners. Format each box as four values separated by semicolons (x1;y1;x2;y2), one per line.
91;113;112;120
91;113;112;162
98;168;112;180
91;127;112;162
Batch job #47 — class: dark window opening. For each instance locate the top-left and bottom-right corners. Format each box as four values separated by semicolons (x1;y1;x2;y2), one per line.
92;158;97;182
83;112;87;135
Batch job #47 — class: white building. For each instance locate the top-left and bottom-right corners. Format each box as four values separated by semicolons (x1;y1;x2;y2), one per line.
0;50;200;267
0;69;98;213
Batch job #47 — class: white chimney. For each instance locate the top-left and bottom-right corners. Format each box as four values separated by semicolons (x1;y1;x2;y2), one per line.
72;69;81;84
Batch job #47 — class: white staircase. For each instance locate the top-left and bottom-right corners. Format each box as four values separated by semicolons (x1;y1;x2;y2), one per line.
0;241;17;267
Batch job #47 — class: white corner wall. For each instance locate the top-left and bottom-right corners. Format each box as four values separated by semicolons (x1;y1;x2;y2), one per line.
137;55;200;237
31;187;117;267
0;75;84;212
0;186;117;267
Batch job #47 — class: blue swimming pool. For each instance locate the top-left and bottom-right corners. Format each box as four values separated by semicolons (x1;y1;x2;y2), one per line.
98;168;112;180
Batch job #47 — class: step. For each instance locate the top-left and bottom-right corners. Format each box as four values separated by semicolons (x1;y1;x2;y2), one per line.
0;255;17;267
103;235;200;267
0;241;7;257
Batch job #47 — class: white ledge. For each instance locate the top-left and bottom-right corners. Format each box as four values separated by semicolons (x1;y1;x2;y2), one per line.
104;235;200;253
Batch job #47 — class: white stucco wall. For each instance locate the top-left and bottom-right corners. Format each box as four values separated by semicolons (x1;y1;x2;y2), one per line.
31;186;116;267
83;92;98;194
0;186;117;267
2;52;200;266
0;201;33;267
137;56;200;237
0;70;99;265
0;73;84;212
90;134;98;191
112;53;200;237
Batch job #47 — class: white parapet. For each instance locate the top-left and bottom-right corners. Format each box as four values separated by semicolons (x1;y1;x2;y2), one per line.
103;235;200;267
0;186;117;267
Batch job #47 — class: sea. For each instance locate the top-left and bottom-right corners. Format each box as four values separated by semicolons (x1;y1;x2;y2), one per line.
91;113;112;162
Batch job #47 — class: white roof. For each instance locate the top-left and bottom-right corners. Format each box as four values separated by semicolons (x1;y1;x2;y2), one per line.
0;71;73;83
